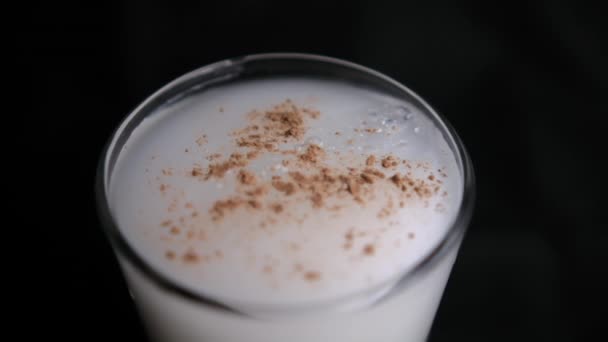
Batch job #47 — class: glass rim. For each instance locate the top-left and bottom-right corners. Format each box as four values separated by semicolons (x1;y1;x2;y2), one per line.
95;52;475;317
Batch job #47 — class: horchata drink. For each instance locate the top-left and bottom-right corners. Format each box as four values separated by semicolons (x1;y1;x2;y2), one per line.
97;54;474;342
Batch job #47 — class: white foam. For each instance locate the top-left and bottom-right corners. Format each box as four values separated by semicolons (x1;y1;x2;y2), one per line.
109;77;463;313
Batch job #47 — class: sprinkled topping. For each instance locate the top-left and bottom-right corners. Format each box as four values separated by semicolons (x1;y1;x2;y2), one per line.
182;249;199;263
299;144;325;164
366;155;376;166
118;84;458;301
238;169;257;185
381;155;399;169
205;153;248;180
304;271;321;282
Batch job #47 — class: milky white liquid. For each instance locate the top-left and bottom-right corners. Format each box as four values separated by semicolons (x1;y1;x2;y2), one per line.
108;77;464;342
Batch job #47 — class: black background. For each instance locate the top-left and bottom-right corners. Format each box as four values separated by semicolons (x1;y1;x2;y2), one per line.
21;0;606;341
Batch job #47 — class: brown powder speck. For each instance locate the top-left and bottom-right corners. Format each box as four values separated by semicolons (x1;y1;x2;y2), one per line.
165;250;175;260
390;173;410;192
428;174;435;181
245;186;269;197
360;173;374;184
363;244;375;256
347;139;355;145
271;203;284;213
408;232;415;240
210;198;244;220
248;134;261;140
160;220;172;227
381;155;399;168
272;179;296;195
170;226;181;235
182;249;199;263
215;250;224;259
413;185;433;198
366;155;376;166
263;265;273;274
248;200;262;209
284;127;298;138
185;148;189;153
342;175;361;199
299;144;325;164
246;151;259;160
311;192;324;208
219;106;224;113
231;152;246;161
399;201;405;208
335;131;341;136
206;153;248;179
304;271;321;282
264;100;306;139
321;167;337;183
159;184;167;192
363;168;386;179
187;230;196;239
238;169;256;185
343;229;354;250
191;167;204;177
377;206;392;219
185;202;194;209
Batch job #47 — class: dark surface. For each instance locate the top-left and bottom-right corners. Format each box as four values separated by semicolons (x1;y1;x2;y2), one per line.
21;0;606;341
